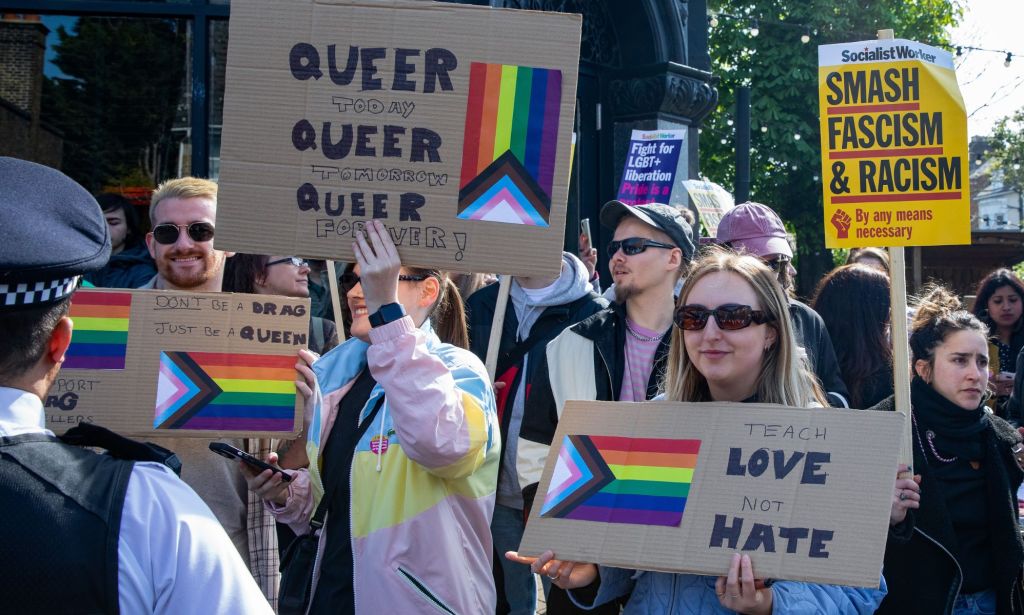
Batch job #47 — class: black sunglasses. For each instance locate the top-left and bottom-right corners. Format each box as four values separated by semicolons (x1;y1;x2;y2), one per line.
765;255;791;272
266;257;309;268
339;271;430;293
152;222;216;245
607;237;676;258
674;303;776;331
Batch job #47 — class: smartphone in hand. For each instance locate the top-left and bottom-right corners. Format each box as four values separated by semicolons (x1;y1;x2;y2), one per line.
580;218;593;249
209;442;292;482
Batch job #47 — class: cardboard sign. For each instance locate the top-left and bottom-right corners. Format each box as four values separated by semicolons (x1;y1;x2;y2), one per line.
45;289;309;438
616;129;687;206
818;39;970;248
519;400;904;588
216;0;581;278
681;179;735;237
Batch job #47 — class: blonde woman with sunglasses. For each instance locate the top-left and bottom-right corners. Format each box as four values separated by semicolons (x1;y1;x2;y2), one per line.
510;249;888;614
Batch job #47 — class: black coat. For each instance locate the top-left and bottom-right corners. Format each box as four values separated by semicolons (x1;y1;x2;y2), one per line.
464;282;606;454
522;302;671;450
872;395;1024;614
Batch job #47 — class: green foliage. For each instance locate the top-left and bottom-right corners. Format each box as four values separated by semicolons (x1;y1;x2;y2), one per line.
702;0;962;295
41;17;187;192
989;107;1024;197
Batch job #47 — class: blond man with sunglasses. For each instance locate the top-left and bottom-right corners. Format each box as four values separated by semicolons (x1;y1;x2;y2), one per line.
143;177;233;292
140;177;281;608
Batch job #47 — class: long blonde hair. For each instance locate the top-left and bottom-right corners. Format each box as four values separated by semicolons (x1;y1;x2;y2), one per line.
662;248;826;407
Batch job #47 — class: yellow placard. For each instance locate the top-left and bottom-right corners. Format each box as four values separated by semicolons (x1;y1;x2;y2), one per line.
818;39;970;248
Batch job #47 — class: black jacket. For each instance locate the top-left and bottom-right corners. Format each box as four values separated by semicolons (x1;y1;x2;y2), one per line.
872;395;1024;614
522;302;671;465
465;282;606;454
84;243;157;289
788;299;851;408
1007;347;1024;426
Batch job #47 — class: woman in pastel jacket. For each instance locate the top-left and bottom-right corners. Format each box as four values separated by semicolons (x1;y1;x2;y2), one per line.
510;249;888;614
243;220;499;614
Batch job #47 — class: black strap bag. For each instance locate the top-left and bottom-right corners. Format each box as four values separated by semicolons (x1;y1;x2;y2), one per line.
278;395;384;614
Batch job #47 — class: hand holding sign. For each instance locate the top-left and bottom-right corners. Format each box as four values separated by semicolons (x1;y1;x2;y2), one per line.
889;463;921;526
504;550;597;590
353;220;403;315
715;554;772;615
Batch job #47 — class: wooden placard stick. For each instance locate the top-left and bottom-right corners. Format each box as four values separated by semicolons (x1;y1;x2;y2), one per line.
485;275;513;381
876;28;914;478
326;260;346;342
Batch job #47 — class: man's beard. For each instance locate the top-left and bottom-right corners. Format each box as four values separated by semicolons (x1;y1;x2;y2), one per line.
158;250;224;290
614;282;635;304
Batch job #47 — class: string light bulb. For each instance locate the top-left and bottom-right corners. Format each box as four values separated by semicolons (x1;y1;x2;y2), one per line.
956;46;963;57
1005;53;1013;67
801;29;811;44
749;20;759;37
760;126;768;133
709;14;719;28
794;133;801;140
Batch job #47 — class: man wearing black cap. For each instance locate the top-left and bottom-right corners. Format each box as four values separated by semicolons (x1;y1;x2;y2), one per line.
511;201;694;613
0;157;272;613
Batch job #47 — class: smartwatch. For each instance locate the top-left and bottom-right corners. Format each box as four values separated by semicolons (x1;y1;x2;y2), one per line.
369;302;406;328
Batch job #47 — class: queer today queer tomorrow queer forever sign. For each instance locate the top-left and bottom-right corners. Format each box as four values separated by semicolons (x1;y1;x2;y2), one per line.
216;0;582;277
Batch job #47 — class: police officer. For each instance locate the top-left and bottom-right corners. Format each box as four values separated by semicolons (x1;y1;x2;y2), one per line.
0;157;273;614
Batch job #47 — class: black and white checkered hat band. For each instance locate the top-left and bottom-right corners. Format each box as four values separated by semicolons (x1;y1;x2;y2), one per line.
0;276;80;308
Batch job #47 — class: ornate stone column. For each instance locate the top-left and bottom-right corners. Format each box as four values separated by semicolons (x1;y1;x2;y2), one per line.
607;62;717;210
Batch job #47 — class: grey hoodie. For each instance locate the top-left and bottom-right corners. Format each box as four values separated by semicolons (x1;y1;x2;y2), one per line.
498;252;594;508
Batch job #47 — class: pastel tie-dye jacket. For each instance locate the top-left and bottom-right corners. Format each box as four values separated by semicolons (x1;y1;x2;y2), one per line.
269;316;499;614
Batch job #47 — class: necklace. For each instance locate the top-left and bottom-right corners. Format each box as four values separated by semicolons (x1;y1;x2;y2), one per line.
625;321;666;342
912;412;958;463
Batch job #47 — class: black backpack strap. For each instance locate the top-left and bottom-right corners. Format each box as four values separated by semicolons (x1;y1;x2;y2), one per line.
309;394;386;530
59;422;182;475
495;293;596;377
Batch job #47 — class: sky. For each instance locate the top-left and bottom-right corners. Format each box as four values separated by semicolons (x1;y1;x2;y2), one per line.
948;0;1024;138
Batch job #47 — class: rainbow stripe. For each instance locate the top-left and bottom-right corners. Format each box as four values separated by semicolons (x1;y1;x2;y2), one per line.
65;291;131;370
457;62;561;226
541;435;701;527
155;351;296;432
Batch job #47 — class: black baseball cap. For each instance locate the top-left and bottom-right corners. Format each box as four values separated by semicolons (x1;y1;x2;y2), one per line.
599;200;695;261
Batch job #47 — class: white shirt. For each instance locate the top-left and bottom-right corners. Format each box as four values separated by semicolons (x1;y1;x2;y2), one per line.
0;386;273;614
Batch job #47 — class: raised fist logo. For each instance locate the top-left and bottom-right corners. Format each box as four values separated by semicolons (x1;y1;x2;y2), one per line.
831;209;852;239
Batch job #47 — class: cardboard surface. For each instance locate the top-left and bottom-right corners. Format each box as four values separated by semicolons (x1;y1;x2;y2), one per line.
217;0;581;277
519;400;904;588
818;39;970;247
616;129;687;206
45;289;309;438
681;179;735;238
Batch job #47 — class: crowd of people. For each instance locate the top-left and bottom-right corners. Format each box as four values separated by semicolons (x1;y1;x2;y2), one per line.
4;155;1024;615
